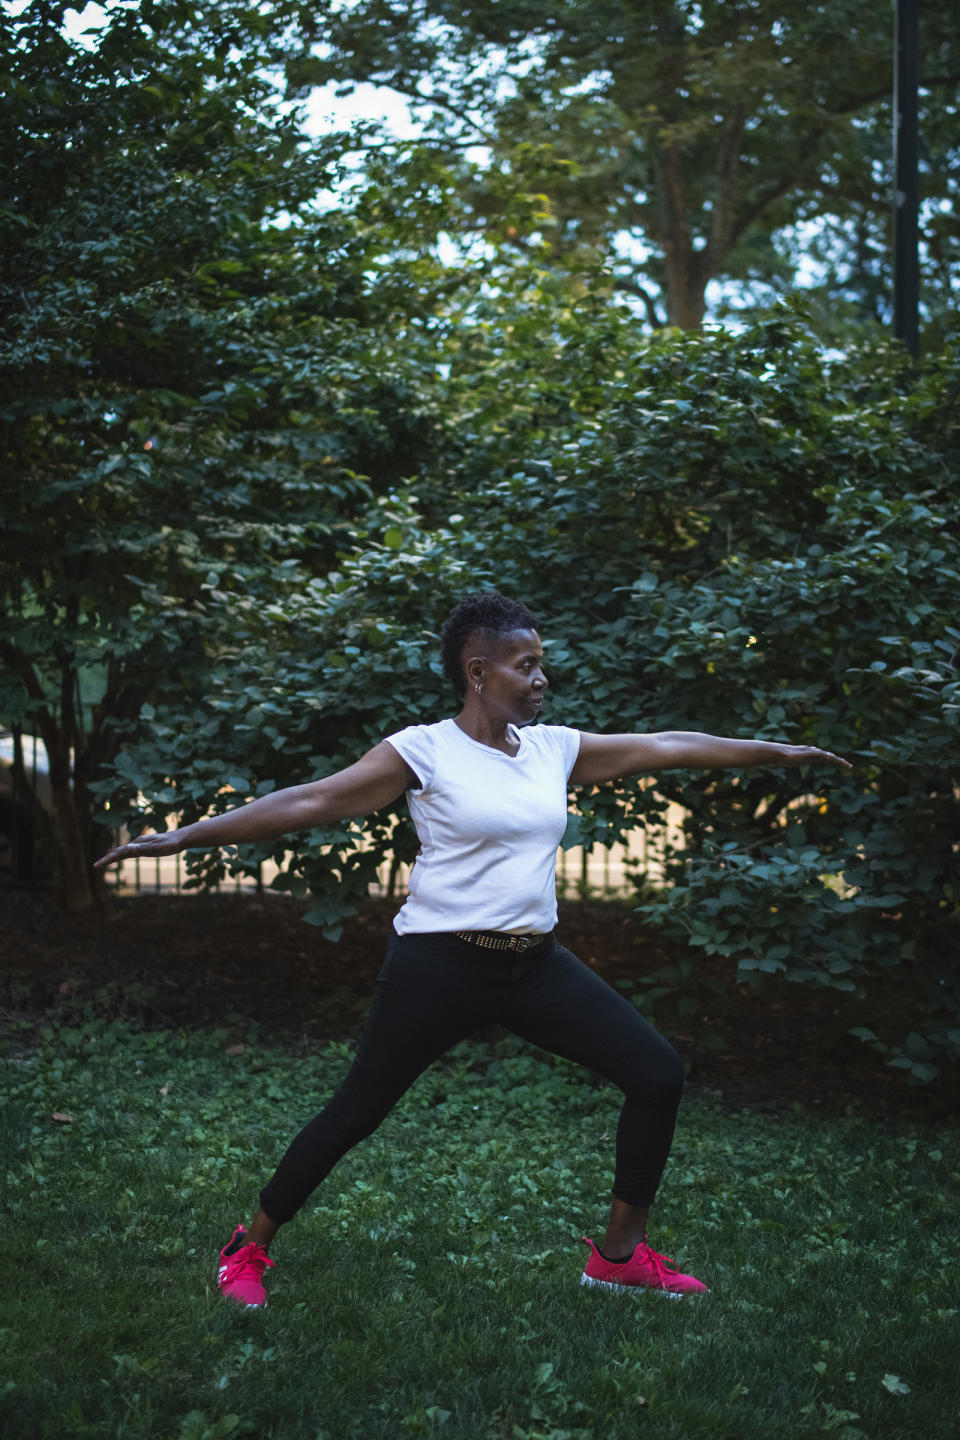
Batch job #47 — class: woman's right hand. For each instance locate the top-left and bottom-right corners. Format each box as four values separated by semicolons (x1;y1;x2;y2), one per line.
94;829;187;870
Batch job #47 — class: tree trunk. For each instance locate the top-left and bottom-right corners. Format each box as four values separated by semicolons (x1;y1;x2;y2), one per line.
653;142;709;329
51;648;100;912
663;259;708;330
45;718;97;912
0;641;98;909
49;774;98;912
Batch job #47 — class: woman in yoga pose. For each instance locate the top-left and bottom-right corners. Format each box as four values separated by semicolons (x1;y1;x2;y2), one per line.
97;591;851;1307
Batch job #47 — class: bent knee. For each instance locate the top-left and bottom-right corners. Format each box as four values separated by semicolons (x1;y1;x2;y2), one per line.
624;1044;686;1107
661;1048;687;1104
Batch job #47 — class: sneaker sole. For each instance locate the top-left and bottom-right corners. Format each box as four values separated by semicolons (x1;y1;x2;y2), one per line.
580;1273;690;1299
219;1291;268;1309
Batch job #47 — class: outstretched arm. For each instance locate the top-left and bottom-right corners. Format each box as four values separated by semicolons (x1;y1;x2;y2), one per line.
569;731;852;787
94;742;417;869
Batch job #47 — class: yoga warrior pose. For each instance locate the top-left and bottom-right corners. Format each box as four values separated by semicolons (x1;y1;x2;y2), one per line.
97;592;851;1307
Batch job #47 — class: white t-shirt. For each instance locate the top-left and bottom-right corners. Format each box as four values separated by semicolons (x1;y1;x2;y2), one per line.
384;718;582;935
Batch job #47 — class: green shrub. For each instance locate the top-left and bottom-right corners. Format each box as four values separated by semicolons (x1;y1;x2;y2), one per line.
104;315;959;1075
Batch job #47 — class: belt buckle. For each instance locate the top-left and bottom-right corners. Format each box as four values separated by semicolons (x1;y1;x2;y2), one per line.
513;935;532;952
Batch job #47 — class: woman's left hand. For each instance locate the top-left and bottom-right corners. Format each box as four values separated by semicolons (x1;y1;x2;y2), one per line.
95;829;187;870
776;744;853;770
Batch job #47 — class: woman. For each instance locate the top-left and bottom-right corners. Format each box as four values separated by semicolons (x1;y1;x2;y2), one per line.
97;593;852;1308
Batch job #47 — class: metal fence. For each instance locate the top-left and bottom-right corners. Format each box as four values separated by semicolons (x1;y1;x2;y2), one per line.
102;818;681;901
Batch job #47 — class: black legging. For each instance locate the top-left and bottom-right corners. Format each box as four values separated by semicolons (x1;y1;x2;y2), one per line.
259;930;685;1225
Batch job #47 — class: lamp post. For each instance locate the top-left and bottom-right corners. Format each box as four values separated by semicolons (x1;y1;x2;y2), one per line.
892;0;919;356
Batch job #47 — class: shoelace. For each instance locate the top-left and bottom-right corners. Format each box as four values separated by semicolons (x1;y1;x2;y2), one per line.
226;1243;275;1277
637;1244;680;1287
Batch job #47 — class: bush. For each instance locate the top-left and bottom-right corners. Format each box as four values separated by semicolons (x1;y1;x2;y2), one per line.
105;313;960;1075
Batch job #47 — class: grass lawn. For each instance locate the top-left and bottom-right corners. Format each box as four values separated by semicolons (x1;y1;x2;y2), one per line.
2;1012;958;1440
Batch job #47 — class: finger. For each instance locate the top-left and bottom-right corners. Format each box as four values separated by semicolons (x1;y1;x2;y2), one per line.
95;839;153;868
94;850;124;870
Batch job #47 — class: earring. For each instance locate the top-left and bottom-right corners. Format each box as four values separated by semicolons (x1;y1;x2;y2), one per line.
475;682;483;695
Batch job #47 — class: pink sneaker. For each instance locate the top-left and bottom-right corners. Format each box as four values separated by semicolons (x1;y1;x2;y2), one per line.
217;1225;275;1308
580;1236;707;1298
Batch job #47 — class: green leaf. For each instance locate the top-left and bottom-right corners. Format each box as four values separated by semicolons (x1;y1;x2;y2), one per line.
881;1374;911;1396
560;813;587;850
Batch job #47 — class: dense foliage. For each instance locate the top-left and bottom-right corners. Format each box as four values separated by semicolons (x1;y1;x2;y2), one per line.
110;304;960;1076
0;0;449;908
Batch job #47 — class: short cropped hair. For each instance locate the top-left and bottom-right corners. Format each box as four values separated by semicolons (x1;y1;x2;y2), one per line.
440;592;539;694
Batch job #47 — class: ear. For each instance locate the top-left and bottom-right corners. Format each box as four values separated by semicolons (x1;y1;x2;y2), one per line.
464;653;485;688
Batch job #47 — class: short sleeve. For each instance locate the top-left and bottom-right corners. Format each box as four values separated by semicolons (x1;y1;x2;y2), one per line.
553;724;583;779
383;725;436;793
528;724;581;779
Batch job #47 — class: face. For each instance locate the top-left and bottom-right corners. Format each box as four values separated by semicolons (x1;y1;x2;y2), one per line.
465;628;548;724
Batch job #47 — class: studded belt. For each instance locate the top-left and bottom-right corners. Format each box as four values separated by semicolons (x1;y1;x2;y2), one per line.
454;930;551;952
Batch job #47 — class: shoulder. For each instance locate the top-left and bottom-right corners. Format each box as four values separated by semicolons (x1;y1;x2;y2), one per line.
383;719;452;791
384;718;451;751
522;724;582;773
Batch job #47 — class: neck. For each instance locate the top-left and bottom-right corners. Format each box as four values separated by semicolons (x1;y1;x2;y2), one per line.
454;702;517;753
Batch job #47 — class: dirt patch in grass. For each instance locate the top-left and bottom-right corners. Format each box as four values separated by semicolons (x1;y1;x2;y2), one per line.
2;889;956;1127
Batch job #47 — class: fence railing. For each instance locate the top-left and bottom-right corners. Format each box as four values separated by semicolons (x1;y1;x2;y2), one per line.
102;805;685;901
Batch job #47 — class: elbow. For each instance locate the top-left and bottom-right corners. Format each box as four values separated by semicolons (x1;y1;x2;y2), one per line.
296;780;331;829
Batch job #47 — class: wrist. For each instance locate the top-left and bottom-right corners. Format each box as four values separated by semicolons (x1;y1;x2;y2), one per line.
738;740;789;766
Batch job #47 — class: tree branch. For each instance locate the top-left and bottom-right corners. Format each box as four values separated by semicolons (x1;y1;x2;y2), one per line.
729;173;808;248
612;275;666;328
706;106;748;269
380;76;500;147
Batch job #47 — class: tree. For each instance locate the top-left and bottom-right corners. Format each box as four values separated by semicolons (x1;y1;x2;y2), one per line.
0;0;448;908
286;0;960;333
